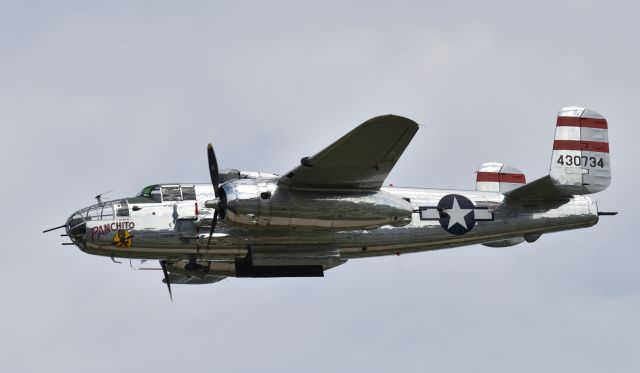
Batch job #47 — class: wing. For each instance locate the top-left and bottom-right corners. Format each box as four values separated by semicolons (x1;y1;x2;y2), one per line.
278;115;419;191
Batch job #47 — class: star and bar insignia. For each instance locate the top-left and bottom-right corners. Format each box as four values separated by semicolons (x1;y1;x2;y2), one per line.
419;194;494;235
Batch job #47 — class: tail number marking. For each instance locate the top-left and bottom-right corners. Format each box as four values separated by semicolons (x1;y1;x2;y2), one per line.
556;155;604;168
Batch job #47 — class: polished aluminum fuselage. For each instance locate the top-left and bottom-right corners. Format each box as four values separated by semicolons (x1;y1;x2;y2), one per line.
68;182;599;262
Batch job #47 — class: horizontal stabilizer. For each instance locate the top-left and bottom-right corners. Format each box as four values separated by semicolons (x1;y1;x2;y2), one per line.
504;175;566;199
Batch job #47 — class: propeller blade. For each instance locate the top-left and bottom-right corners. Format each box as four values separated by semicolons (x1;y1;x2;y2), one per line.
207;210;218;247
159;260;173;302
206;144;223;247
207;143;220;197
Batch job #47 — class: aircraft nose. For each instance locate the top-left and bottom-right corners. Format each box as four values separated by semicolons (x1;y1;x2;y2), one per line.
66;212;87;242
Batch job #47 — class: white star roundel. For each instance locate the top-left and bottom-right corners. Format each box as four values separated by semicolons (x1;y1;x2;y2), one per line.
419;194;494;235
437;194;476;235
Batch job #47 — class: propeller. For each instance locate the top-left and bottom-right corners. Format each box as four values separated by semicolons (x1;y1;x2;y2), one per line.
159;260;173;302
207;143;222;247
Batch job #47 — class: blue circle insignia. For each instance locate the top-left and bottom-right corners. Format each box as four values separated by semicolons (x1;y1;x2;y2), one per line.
437;194;477;235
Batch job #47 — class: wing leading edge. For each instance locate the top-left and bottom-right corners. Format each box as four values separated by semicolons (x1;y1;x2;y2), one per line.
278;115;419;191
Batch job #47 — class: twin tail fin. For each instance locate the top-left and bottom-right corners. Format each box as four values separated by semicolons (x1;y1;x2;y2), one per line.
475;162;526;193
504;106;611;200
549;106;610;194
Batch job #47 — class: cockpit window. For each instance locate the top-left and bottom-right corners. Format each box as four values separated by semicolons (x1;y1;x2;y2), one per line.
181;186;196;201
137;184;198;203
83;203;114;221
141;186;153;196
138;185;162;202
149;187;162;202
162;186;181;202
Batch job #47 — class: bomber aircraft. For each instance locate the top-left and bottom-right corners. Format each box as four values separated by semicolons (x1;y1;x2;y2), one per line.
45;106;615;299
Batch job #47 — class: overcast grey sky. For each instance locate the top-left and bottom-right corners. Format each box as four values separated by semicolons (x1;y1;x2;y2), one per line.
1;1;638;372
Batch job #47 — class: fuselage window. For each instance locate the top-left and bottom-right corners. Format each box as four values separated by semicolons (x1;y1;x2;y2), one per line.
181;186;196;201
162;186;182;202
116;201;130;217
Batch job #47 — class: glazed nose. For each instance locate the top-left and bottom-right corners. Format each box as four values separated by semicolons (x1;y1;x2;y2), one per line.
66;212;87;241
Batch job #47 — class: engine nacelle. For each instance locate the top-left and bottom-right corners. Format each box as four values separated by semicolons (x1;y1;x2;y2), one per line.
219;179;413;231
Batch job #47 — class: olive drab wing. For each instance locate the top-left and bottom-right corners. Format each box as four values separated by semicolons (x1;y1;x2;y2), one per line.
278;115;419;191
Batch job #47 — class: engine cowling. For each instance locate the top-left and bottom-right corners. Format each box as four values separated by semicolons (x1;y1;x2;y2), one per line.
219;178;413;231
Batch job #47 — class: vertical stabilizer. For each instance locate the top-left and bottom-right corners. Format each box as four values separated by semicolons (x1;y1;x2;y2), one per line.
476;162;526;193
550;107;611;195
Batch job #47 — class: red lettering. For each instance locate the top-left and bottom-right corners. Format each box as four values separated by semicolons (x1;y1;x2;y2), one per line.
91;227;99;240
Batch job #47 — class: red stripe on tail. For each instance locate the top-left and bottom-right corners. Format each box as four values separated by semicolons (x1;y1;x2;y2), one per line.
476;172;526;184
556;116;608;129
553;140;609;153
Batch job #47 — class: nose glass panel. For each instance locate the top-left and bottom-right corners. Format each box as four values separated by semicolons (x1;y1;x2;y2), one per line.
66;213;86;241
66;203;116;241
